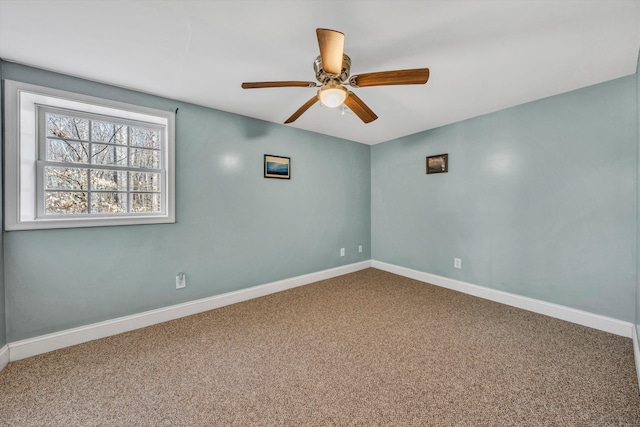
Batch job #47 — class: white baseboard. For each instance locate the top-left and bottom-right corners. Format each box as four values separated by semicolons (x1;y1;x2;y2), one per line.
633;326;640;394
0;345;8;371
372;260;633;338
8;260;372;362
5;259;632;366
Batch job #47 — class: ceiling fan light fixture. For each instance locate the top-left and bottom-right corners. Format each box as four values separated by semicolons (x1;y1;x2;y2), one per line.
318;85;348;108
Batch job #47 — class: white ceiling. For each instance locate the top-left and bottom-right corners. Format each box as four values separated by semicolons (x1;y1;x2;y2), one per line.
1;0;639;145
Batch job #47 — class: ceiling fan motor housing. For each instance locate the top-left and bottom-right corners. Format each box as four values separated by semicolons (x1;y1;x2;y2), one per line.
314;54;351;84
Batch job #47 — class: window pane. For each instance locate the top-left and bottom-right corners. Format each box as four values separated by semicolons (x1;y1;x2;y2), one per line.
130;172;161;192
91;169;127;191
46;138;89;163
130;148;160;169
46;113;89;140
91;193;127;213
130;193;161;213
131;127;160;149
45;166;88;190
92;144;128;166
91;121;127;145
45;191;88;214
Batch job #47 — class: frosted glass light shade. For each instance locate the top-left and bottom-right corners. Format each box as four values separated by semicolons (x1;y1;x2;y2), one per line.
318;85;348;108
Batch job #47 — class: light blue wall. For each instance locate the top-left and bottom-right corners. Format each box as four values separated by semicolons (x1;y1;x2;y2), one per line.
636;51;640;341
0;71;5;348
1;61;371;342
372;76;637;321
1;59;638;345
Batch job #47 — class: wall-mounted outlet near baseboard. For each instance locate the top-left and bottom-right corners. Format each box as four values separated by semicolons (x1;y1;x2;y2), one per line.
358;245;363;253
176;273;186;289
340;248;345;257
454;258;462;269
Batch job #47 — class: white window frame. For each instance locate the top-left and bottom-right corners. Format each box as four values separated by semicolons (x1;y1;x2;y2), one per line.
4;80;176;230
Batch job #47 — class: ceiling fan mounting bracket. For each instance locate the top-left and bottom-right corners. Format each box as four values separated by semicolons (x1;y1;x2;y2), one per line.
314;54;351;85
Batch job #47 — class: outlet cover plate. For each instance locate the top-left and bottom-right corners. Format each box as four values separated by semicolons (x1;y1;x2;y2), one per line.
176;274;186;289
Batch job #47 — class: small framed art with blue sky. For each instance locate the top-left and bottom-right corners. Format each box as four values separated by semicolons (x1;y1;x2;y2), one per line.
264;154;290;179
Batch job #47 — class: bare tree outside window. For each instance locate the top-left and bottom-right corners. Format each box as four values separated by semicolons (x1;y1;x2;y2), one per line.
43;111;163;215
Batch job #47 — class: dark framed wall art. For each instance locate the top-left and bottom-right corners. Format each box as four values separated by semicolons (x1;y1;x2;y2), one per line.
264;154;291;179
426;153;448;174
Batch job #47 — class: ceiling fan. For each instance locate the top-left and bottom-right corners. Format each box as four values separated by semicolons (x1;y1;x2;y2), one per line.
241;28;430;124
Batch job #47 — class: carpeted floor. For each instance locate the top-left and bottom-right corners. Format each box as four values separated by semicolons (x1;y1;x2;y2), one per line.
1;268;639;426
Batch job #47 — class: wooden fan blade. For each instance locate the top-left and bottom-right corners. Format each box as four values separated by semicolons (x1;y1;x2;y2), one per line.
344;91;378;124
316;28;344;76
284;96;319;124
349;68;430;87
242;81;317;89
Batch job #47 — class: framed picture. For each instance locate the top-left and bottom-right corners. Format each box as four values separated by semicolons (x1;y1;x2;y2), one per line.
426;153;448;174
264;154;291;179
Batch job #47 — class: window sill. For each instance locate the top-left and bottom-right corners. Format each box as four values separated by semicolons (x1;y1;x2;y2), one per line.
5;214;176;231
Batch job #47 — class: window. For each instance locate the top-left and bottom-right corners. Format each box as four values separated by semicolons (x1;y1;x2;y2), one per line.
5;80;175;230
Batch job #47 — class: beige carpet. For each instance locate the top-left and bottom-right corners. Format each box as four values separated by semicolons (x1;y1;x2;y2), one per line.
1;268;639;426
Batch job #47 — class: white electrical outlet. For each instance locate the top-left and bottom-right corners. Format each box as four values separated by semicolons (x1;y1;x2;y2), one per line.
340;248;345;257
358;245;363;253
176;273;186;289
454;258;462;269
